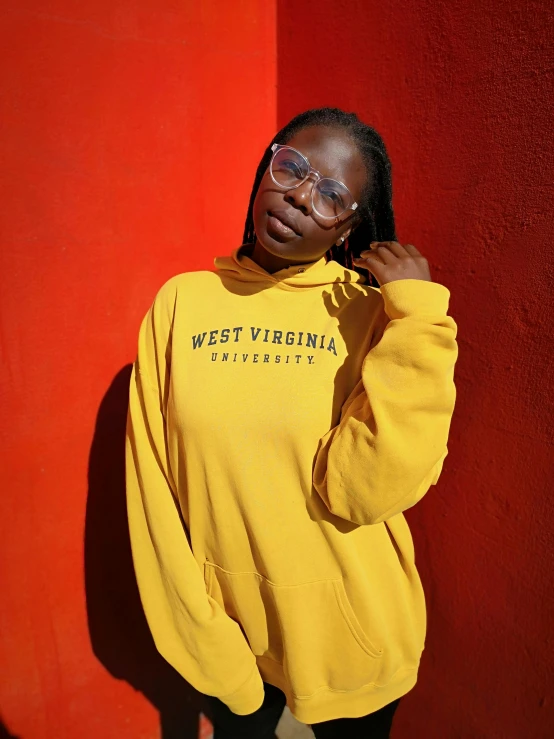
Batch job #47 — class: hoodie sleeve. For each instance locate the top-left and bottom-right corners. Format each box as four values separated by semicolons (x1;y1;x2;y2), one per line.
313;278;458;526
125;277;265;715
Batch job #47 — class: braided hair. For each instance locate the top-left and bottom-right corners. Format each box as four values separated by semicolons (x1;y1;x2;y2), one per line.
242;107;397;288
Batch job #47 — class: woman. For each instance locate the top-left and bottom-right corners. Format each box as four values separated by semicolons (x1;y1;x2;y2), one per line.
125;107;459;738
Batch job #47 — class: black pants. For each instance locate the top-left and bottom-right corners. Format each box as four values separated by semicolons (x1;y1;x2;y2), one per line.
205;681;401;738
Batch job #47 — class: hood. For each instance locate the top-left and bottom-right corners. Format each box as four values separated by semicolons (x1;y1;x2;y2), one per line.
213;243;368;290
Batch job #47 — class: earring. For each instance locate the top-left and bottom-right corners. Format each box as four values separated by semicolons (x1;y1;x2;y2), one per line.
336;235;345;246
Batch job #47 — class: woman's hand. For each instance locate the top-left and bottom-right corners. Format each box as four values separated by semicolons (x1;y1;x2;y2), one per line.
352;241;432;286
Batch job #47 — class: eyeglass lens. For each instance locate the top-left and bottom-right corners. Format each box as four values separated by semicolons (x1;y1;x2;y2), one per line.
270;148;353;218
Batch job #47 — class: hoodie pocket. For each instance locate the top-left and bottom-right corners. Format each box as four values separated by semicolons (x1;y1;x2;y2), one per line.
204;562;384;697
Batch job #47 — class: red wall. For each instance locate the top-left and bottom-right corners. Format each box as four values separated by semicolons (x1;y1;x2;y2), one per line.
2;1;552;738
0;2;275;738
277;0;553;737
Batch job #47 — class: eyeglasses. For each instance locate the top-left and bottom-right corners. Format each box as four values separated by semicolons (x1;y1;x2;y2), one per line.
269;144;358;220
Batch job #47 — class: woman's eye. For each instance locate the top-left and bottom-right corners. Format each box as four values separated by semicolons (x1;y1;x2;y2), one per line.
320;189;344;206
282;160;303;178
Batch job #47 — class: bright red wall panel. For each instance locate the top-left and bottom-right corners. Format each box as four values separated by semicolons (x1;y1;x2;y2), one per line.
0;2;276;738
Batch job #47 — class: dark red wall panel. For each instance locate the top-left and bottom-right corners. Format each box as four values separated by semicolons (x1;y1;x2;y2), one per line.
277;0;553;736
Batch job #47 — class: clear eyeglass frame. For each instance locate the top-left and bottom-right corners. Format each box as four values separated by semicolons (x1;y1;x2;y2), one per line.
269;143;358;220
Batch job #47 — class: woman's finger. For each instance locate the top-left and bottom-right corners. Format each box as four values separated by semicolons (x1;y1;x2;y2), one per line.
374;241;406;258
353;251;385;267
370;245;397;264
402;243;421;257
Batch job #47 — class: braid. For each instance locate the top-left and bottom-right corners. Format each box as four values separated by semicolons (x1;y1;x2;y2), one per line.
242;107;397;288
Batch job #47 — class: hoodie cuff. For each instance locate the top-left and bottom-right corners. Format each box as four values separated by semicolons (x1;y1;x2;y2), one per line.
218;663;266;715
379;279;451;320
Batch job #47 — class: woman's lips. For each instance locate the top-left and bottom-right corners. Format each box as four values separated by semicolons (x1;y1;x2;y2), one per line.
268;210;301;237
267;215;295;239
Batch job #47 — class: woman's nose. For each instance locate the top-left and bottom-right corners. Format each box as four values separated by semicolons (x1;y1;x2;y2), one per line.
285;178;314;215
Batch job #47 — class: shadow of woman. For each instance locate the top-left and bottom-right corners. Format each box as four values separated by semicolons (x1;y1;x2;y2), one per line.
84;365;212;738
0;716;20;739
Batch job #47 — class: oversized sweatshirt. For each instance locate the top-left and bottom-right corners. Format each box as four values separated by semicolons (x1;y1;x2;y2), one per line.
125;242;458;725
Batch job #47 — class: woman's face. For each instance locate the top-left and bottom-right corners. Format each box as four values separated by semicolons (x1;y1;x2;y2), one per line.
251;125;368;270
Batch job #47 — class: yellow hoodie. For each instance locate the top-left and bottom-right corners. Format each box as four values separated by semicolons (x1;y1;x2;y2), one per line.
125;243;458;725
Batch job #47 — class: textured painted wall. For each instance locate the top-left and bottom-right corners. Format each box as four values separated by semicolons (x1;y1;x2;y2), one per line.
0;2;276;737
277;0;553;736
1;1;552;737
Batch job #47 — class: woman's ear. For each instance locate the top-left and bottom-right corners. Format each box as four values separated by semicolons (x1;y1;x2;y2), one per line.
335;228;352;247
334;212;365;246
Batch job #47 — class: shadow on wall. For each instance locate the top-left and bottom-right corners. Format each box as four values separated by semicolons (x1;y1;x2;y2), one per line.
84;365;210;739
0;716;20;738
